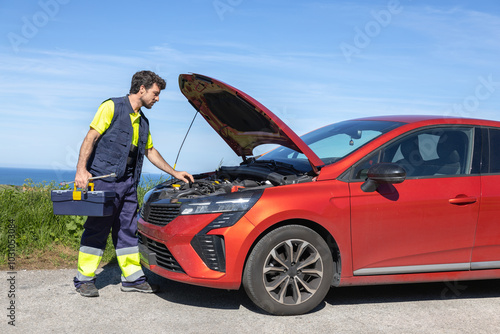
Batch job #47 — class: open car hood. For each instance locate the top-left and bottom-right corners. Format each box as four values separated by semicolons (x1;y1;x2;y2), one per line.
178;73;324;167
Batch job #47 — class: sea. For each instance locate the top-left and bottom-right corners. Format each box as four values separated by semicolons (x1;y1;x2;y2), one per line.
0;167;168;187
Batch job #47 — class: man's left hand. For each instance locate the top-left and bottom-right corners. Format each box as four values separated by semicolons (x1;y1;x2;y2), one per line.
172;170;194;183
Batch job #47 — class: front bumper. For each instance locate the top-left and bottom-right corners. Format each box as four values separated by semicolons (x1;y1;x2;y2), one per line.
137;213;255;290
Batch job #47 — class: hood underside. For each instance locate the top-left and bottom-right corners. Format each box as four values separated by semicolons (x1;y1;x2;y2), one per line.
178;73;324;167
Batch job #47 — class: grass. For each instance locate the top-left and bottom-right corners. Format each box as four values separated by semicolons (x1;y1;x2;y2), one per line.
0;176;166;270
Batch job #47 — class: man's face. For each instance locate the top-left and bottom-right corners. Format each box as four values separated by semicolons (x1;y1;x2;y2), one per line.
140;83;161;109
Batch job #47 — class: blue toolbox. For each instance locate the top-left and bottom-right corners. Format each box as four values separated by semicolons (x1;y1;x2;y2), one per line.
51;181;116;217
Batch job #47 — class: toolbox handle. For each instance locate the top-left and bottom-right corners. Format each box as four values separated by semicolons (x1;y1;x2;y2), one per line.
61;173;116;201
72;182;94;201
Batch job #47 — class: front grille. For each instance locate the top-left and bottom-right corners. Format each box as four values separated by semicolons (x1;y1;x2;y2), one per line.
142;202;181;226
139;234;184;273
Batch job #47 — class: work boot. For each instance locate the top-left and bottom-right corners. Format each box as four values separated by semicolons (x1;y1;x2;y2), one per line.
120;282;158;293
76;282;99;297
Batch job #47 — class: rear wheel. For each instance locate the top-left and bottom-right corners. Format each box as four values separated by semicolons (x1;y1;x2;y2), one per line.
243;225;334;315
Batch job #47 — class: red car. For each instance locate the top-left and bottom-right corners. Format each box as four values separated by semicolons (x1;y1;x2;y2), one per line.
137;73;500;315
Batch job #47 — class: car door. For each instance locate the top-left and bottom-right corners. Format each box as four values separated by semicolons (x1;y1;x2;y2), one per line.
471;127;500;269
348;126;481;276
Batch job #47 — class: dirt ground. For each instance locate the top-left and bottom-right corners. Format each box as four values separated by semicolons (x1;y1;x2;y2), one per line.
1;244;115;271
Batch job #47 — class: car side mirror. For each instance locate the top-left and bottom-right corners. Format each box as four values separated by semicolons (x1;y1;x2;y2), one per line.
361;163;406;192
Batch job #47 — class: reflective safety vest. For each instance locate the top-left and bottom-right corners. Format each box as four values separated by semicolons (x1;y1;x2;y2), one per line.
87;96;149;185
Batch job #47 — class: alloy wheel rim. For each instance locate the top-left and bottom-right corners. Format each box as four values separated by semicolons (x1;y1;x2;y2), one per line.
262;239;324;305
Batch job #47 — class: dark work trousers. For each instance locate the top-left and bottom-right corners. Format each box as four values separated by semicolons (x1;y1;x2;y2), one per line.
74;176;146;288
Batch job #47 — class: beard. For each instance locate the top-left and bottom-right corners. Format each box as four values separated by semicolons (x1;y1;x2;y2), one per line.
141;98;155;109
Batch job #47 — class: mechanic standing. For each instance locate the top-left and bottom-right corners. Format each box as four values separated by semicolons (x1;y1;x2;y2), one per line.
73;70;194;297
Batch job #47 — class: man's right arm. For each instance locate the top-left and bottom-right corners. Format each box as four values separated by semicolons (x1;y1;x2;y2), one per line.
74;128;101;188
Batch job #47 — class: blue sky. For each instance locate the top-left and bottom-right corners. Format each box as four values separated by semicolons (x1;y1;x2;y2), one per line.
1;0;499;174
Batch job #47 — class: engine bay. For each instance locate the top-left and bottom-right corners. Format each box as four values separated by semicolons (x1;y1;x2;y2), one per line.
150;163;315;200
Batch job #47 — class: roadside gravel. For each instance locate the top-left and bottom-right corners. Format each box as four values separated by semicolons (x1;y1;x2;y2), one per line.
2;265;500;333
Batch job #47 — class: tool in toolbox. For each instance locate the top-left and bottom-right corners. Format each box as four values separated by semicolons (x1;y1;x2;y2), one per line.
51;173;117;217
59;172;117;187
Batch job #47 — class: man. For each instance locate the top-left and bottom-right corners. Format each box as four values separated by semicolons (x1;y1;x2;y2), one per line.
73;70;194;297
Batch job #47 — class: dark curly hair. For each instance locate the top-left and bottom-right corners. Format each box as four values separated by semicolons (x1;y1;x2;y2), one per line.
129;70;166;94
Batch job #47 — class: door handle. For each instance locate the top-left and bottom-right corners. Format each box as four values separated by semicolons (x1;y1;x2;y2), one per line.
449;196;477;205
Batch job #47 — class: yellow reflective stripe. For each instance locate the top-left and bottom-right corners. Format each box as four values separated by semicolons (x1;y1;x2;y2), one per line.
116;252;142;278
77;251;102;278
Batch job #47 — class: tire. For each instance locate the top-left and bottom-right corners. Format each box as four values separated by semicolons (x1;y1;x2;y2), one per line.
243;225;334;315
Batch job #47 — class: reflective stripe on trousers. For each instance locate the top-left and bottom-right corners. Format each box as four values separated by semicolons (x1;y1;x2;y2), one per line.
76;246;103;282
116;246;144;282
76;245;144;283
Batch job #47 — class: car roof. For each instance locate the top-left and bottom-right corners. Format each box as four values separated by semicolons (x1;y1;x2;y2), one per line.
353;114;500;126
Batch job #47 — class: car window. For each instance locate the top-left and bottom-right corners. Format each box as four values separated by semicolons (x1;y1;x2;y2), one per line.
352;127;474;179
484;128;500;174
291;130;381;162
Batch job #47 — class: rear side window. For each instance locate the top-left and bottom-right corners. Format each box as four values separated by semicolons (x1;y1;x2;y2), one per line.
484;128;500;174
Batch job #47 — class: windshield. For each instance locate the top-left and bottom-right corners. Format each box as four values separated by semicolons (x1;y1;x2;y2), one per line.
257;120;403;171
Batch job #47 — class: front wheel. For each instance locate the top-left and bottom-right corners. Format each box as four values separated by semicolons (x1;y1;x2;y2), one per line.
243;225;334;315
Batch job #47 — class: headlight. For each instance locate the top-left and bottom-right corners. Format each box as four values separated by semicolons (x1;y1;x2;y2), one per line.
186;190;264;270
180;191;262;215
180;190;263;233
